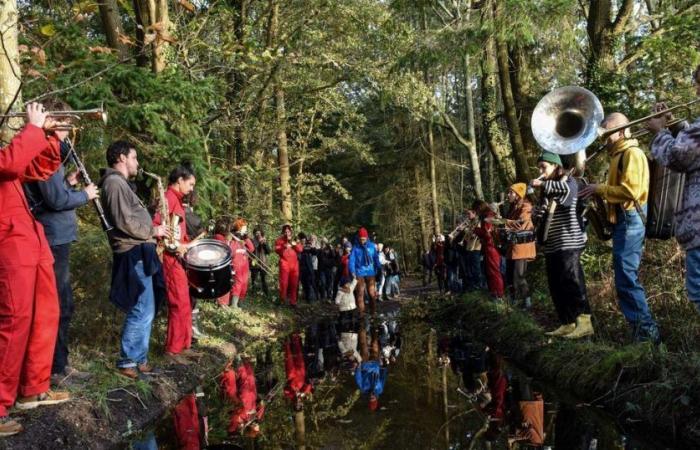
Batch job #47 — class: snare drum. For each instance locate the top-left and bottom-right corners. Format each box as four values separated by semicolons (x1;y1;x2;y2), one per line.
184;239;232;299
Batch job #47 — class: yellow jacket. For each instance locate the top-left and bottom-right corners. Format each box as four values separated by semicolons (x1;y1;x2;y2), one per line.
595;138;649;224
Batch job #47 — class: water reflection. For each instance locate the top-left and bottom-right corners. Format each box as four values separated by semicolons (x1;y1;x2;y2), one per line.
132;310;665;449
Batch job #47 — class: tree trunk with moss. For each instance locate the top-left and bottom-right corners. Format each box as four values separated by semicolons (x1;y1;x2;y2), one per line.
0;0;21;144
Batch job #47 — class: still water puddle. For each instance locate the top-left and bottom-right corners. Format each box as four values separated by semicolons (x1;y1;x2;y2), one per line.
126;308;667;449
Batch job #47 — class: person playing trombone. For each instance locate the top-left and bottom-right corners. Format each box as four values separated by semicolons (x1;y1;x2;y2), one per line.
579;113;659;344
228;218;255;308
647;64;700;315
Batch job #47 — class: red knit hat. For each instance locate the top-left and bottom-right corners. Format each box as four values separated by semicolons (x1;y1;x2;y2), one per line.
358;227;369;238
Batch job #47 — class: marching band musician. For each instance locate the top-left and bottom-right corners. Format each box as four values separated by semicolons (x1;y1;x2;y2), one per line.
153;164;201;365
504;183;535;309
228;218;255;308
473;200;504;301
276;224;303;307
0;103;71;436
579;113;659;344
647;64;700;315
531;151;593;339
99;141;168;379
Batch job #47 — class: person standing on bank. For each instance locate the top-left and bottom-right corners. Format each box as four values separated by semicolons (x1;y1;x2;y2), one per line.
99;141;169;379
579;113;658;343
275;224;303;307
22;101;98;384
0;103;72;437
251;229;271;296
532;152;593;339
348;227;382;316
504;183;535;309
647;64;700;316
153;164;201;365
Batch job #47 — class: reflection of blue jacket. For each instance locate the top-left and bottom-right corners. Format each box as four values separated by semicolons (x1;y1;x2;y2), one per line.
355;360;387;396
348;240;382;278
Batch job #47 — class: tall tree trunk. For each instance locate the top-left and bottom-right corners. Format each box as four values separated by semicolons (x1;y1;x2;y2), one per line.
152;0;170;74
414;164;430;253
98;0;128;59
269;0;293;222
427;121;441;235
481;0;515;186
494;2;529;182
0;0;21;144
132;0;150;67
463;52;484;200
508;45;537;153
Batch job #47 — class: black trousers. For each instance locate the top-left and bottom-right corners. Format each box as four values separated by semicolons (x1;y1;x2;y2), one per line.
251;268;269;295
545;248;590;325
506;259;529;300
51;243;74;374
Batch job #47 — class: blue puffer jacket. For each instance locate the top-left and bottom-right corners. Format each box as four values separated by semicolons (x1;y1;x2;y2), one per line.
348;239;382;278
355;360;387;396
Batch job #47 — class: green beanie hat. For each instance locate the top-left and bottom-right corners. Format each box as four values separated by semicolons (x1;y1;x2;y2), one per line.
537;151;562;166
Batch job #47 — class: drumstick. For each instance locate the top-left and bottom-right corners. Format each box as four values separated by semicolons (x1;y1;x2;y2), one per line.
186;231;208;249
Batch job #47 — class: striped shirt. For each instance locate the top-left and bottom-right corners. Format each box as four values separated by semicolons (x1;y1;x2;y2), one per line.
541;178;587;254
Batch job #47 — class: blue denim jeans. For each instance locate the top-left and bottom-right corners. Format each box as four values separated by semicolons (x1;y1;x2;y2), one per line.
118;260;155;368
612;206;659;342
685;248;700;313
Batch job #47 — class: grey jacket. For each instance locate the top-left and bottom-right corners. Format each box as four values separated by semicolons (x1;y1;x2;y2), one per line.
651;118;700;251
98;168;155;253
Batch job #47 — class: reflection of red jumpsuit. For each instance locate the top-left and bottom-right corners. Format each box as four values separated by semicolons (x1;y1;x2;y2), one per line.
474;211;504;298
154;187;191;354
284;333;313;400
230;237;254;301
173;394;200;450
275;236;303;305
220;361;264;434
0;125;61;417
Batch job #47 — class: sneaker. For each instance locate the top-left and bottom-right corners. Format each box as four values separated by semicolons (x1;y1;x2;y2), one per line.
0;417;22;437
116;367;140;380
15;390;70;410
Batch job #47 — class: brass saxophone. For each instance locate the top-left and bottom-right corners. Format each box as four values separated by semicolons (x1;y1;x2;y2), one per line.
140;169;180;252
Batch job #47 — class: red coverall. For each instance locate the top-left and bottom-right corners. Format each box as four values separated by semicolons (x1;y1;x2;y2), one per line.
0;125;62;417
173;394;200;450
220;361;264;434
154;187;192;354
284;333;313;400
474;212;504;298
230;237;254;302
275;236;303;305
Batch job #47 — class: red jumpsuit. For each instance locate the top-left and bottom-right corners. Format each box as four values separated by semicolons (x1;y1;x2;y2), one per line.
154;187;192;354
0;125;62;417
275;236;303;305
284;333;313;400
172;394;200;450
230;237;254;302
474;212;504;298
220;361;264;434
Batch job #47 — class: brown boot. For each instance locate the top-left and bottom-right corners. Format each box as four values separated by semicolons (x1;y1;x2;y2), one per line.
137;363;157;374
564;314;594;339
116;367;140;380
545;323;575;337
0;417;22;437
15;390;70;410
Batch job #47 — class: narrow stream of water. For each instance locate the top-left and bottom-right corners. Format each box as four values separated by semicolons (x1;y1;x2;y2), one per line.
125;301;668;450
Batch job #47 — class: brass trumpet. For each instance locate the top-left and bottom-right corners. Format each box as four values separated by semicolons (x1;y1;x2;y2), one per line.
0;105;108;130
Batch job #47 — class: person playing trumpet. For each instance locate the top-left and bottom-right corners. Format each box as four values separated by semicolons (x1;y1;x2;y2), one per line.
275;224;303;307
647;64;700;315
579;113;659;344
153;163;201;365
473;200;504;301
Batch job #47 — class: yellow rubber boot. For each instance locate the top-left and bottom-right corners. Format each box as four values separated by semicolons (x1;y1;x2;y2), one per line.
564;314;594;339
545;323;575;337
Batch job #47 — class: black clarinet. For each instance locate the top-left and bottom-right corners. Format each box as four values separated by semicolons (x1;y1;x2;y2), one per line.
64;137;113;232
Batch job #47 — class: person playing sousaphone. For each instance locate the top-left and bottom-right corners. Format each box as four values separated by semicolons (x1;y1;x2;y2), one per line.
531;152;593;339
503;183;536;309
647;64;700;315
579;113;659;344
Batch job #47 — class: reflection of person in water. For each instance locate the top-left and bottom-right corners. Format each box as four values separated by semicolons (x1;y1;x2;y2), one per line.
338;310;362;371
173;392;206;450
220;357;265;438
304;320;340;381
482;352;508;441
554;402;599;449
508;378;544;448
284;332;314;411
355;325;388;411
378;315;401;365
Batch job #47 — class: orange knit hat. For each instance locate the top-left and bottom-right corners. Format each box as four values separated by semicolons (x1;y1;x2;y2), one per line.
232;218;247;232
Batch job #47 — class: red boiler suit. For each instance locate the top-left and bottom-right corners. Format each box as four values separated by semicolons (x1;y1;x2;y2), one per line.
153;187;192;354
173;394;200;450
230;237;254;302
275;236;303;305
284;333;313;400
474;211;504;298
220;361;264;434
0;125;62;417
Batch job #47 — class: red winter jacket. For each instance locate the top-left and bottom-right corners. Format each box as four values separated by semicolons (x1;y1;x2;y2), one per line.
0;125;61;269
